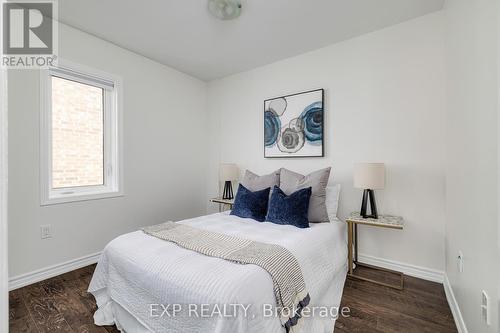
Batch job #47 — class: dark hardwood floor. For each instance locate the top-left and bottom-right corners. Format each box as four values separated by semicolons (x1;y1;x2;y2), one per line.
9;265;118;333
9;264;457;332
335;266;457;332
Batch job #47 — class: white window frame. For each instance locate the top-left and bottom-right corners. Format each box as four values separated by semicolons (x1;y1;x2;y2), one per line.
40;59;123;205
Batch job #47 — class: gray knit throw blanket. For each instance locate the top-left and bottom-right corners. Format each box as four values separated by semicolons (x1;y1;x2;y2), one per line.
143;221;310;332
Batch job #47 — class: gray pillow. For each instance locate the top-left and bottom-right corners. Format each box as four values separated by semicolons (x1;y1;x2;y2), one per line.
240;170;280;192
280;167;331;222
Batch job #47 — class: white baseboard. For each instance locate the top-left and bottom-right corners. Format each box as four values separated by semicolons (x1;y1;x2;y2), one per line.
357;253;444;283
9;252;101;291
443;274;468;333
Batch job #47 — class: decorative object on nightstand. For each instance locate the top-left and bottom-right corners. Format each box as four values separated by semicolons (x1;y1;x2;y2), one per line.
209;197;235;212
353;163;385;219
219;163;239;200
346;212;404;289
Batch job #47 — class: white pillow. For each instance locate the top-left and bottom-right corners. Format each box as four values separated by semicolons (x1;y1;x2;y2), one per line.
326;184;341;221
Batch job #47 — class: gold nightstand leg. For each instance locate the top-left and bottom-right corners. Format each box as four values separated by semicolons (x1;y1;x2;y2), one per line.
347;221;353;275
354;223;358;263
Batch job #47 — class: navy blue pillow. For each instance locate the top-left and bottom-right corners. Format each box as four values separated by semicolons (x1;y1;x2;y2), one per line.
230;184;270;222
266;186;312;228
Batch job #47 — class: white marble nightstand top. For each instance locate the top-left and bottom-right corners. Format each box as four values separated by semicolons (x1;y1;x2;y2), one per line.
347;212;404;229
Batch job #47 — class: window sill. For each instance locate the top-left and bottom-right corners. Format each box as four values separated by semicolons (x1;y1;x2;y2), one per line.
41;190;124;206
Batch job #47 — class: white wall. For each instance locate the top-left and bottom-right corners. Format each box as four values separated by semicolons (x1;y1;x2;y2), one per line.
0;0;9;328
0;75;7;333
206;13;447;272
444;0;499;332
8;23;208;277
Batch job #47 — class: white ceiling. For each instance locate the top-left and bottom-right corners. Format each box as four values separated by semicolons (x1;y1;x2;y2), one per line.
58;0;444;81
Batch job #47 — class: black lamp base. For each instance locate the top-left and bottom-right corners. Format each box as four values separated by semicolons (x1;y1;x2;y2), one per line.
222;181;234;200
360;189;378;219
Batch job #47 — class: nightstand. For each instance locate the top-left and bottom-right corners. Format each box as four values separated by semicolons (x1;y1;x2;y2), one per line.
210;198;234;212
346;212;405;290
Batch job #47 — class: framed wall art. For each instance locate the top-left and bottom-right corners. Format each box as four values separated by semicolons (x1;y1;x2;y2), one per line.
264;89;324;158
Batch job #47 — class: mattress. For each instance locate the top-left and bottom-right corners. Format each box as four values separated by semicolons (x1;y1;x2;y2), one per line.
88;212;348;333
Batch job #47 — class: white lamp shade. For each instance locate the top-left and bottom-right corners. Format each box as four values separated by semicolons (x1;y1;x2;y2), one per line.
219;163;239;181
353;163;385;190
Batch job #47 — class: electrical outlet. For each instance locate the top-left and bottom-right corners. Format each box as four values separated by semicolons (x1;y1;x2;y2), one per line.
481;290;490;325
40;224;52;239
457;251;464;273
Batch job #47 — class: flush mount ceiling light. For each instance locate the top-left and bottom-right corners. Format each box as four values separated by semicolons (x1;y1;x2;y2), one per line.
208;0;242;20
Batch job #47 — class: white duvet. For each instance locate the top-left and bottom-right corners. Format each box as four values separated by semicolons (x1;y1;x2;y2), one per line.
88;212;347;333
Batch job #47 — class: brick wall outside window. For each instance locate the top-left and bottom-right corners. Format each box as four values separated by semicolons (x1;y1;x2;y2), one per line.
51;76;104;188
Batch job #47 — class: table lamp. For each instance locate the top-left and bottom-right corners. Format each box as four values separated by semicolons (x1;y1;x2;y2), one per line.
219;163;239;200
353;163;385;219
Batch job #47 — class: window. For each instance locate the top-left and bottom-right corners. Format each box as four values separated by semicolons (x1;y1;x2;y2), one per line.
40;60;122;205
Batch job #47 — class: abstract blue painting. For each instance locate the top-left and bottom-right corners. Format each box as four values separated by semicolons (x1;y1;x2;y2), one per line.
264;89;324;157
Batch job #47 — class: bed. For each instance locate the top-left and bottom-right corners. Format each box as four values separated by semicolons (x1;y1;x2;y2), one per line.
88;212;347;333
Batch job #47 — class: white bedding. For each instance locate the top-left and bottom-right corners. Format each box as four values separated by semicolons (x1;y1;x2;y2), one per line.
88;212;347;333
